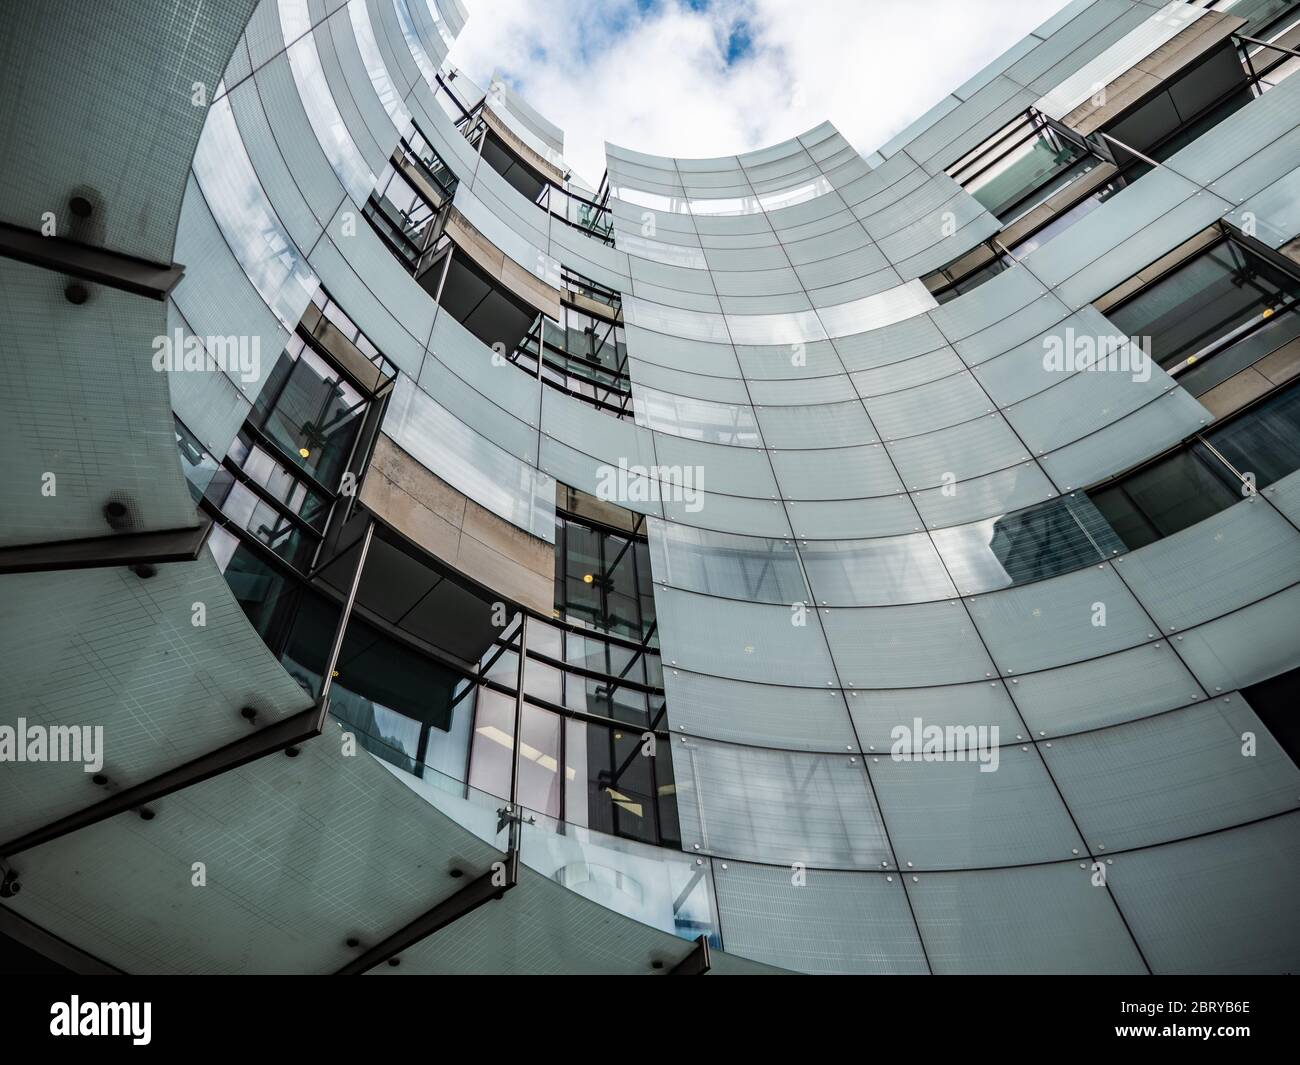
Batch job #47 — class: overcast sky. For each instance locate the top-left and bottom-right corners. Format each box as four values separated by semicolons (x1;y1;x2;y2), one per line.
447;0;1075;185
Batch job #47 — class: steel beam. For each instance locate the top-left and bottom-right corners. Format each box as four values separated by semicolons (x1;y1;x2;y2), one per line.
0;221;184;301
335;848;519;974
0;520;211;576
0;904;124;975
0;702;329;861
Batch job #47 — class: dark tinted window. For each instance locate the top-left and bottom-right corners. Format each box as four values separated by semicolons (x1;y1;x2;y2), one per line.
1090;444;1241;549
1242;665;1300;770
1206;379;1300;489
1108;240;1300;369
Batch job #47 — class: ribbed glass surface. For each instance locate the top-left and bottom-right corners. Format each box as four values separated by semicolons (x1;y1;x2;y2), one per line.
672;737;892;867
15;0;1298;977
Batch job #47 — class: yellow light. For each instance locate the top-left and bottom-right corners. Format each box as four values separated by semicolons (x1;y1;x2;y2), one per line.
582;573;594;584
1263;307;1274;319
298;447;311;458
604;787;644;818
331;670;339;678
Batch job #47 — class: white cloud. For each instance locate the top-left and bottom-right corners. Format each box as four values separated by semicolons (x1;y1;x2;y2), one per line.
447;0;1074;184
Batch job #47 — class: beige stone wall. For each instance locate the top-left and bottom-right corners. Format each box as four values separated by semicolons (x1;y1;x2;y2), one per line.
359;433;555;614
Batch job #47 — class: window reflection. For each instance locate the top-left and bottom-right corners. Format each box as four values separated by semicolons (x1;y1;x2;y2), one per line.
251;336;366;490
1108;237;1300;371
932;493;1125;594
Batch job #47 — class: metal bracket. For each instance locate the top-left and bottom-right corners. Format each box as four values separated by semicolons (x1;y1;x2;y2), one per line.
0;700;329;861
335;847;519;974
0;904;124;975
0;859;19;899
668;934;712;975
0;221;184;301
0;519;212;576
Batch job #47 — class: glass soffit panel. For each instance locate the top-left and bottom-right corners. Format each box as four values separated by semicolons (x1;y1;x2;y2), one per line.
663;669;859;753
647;517;809;604
672;737;893;868
869;743;1085;870
816;280;939;339
1042;695;1300;853
800;534;957;606
1035;2;1210;119
713;861;927;974
632;385;761;447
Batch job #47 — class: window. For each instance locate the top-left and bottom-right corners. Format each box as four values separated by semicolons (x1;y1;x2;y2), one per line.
1242;663;1300;769
1204;376;1300;487
1007;177;1124;259
1106;236;1300;373
1089;444;1242;550
1089;377;1300;549
427;241;542;352
250;334;366;490
555;511;656;643
510;273;633;417
926;246;1011;304
947;111;1098;221
364;164;439;269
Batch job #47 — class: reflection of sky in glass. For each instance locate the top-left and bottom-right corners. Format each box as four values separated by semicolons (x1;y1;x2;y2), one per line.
622;281;935;345
385;374;557;542
421;0;458;50
393;0;439;87
278;0;376;206
612;175;834;216
191;93;318;330
349;0;410;130
633;385;762;448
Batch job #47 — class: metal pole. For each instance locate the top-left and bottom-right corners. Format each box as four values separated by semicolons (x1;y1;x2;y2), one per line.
508;612;529;833
319;518;375;706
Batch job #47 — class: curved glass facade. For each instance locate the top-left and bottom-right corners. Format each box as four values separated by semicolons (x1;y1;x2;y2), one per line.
4;0;1300;976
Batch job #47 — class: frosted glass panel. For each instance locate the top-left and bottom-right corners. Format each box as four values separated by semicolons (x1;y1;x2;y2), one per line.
672;737;892;867
654;586;838;686
847;681;1023;752
885;413;1030;490
822;602;995;687
714;862;927;974
909;861;1146;974
1115;498;1300;631
1008;641;1202;735
799;534;957;606
870;743;1085;869
663;670;859;752
965;563;1153;673
1043;696;1300;852
771;444;903;499
1107;815;1300;974
647;519;809;604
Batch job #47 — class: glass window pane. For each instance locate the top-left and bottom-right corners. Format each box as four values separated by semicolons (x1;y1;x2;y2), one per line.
468;687;517;801
1108;240;1300;369
1207;379;1300;489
